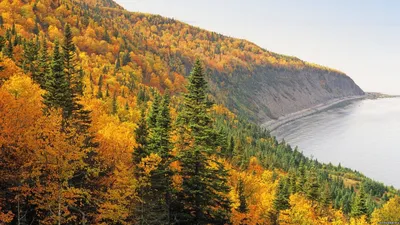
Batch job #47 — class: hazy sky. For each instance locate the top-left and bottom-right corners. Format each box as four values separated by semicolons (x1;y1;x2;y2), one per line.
115;0;400;94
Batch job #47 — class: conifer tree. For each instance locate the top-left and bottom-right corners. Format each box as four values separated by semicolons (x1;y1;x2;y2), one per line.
112;91;118;115
132;108;150;225
147;93;161;129
273;178;290;211
306;166;320;204
97;74;103;99
146;94;175;224
176;60;231;224
43;40;72;118
133;108;149;170
320;182;331;208
37;36;50;89
351;185;368;218
237;179;248;213
4;34;13;59
21;37;39;77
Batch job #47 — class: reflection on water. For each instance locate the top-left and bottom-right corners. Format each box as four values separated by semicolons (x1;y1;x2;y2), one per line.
272;98;400;188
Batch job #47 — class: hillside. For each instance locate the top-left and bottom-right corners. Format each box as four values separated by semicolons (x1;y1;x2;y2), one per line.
0;0;363;124
0;0;397;224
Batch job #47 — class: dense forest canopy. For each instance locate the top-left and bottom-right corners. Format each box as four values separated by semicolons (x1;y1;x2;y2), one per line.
0;0;399;224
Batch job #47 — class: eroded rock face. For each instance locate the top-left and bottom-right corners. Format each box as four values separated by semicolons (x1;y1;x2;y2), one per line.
209;65;364;124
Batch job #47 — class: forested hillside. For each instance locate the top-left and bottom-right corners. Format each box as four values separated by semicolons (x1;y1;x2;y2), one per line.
0;0;398;224
0;0;363;123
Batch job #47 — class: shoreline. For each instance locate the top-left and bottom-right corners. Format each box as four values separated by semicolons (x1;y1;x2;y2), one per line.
261;95;366;132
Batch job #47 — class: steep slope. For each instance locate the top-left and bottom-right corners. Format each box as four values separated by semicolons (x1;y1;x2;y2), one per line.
0;0;363;124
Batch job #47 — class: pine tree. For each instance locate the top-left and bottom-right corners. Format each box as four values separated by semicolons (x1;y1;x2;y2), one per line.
63;24;77;83
176;60;231;224
351;185;368;218
273;178;290;211
306;166;320;204
132;108;150;225
21;37;40;79
133;108;149;170
112;91;118;115
105;83;110;97
320;182;331;208
237;179;248;225
43;40;72;118
237;179;248;213
97;74;103;99
4;33;13;59
297;162;306;194
37;36;50;89
147;93;161;129
146;94;175;224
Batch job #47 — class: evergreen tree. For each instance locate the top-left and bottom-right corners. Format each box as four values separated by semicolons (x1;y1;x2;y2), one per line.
273;178;290;211
176;60;231;224
237;179;248;225
132;108;150;225
237;179;248;213
320;182;331;208
351;185;368;218
63;24;77;83
37;36;50;89
305;166;320;204
112;91;118;115
21;37;40;79
43;40;72;118
97;75;103;99
227;136;234;158
147;93;161;129
296;161;306;193
114;54;121;72
103;29;111;43
133;108;149;170
287;170;297;194
105;83;110;97
0;36;5;52
4;34;13;59
146;94;175;224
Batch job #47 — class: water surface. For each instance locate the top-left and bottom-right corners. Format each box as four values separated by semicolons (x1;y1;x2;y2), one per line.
272;98;400;188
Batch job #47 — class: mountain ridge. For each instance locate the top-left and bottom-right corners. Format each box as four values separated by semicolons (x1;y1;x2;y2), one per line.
1;0;364;123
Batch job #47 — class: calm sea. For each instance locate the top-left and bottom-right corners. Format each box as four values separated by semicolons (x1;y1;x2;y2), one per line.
272;98;400;189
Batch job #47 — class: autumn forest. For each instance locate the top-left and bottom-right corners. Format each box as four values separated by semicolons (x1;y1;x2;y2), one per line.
0;0;399;224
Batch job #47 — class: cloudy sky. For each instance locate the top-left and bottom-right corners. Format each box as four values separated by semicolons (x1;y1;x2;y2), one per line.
115;0;400;94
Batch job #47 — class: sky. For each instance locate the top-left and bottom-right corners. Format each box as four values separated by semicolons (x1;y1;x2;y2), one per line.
114;0;400;94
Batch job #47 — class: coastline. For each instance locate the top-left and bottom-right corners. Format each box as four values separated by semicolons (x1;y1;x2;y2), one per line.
261;95;366;132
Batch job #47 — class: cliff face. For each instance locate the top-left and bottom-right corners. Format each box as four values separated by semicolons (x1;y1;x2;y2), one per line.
207;64;364;124
250;66;364;123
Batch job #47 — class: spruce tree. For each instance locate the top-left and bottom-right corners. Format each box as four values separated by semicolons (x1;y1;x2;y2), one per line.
351;185;368;218
133;108;149;170
237;179;248;213
176;60;231;224
132;108;150;225
97;74;103;99
273;178;290;211
112;91;118;115
147;93;161;129
306;166;320;204
43;40;72;118
147;94;175;224
4;33;13;59
37;36;50;89
320;182;331;208
21;38;39;77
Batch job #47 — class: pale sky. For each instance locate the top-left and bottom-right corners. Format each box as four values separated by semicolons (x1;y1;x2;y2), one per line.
115;0;400;94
